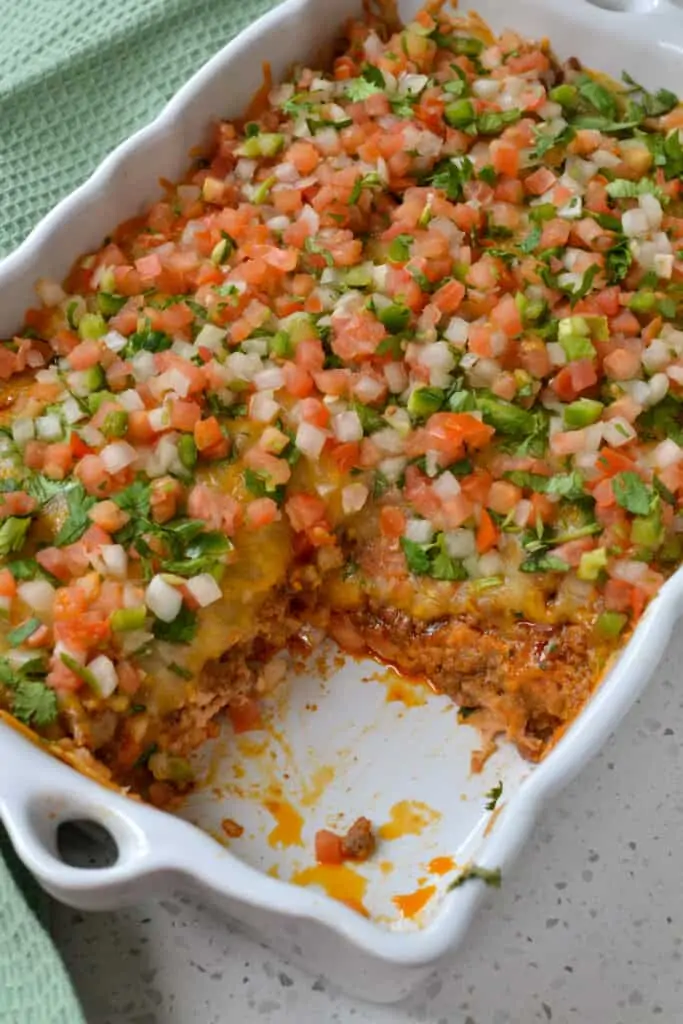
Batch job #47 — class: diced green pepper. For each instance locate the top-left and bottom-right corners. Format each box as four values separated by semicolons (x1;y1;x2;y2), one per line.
110;606;147;632
564;398;604;428
97;293;127;318
253;175;277;204
444;98;476;128
476;394;536;436
577;546;608;581
237;133;285;158
549;84;578;109
178;434;198;470
81;366;106;394
345;265;373;288
269;330;293;359
378;303;411;333
408;386;445;417
78;313;107;341
559;333;596;361
595;611;628;638
558;314;608;341
102;410;129;439
628;290;657;314
87;388;115;414
630;510;663;549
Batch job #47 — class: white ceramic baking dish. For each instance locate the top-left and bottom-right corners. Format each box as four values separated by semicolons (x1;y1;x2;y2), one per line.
2;0;683;1003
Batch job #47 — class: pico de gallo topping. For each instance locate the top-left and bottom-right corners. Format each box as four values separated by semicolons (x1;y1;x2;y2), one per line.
2;2;683;795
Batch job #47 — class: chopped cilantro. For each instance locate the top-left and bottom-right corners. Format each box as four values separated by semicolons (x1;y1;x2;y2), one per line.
11;681;58;727
612;472;653;516
152;605;198;644
53;483;96;547
0;517;31;557
606;178;666;202
428;157;474;202
448;864;502;891
485;780;503;811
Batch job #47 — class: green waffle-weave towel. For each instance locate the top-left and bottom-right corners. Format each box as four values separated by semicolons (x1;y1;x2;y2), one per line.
0;0;281;1020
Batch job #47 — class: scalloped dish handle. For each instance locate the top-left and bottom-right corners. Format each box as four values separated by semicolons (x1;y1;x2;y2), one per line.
0;719;218;910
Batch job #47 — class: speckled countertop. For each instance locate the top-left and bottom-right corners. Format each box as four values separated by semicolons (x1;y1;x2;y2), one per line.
51;629;683;1024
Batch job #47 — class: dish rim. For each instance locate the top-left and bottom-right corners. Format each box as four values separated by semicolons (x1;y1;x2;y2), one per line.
1;0;683;969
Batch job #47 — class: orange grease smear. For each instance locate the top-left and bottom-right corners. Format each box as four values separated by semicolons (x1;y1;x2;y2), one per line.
292;863;368;916
300;765;335;808
265;798;304;848
392;885;437;919
379;800;440;840
428;855;455;876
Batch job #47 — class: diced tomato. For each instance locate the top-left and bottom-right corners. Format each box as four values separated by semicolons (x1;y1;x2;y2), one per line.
150;477;184;524
379;506;406;539
0;569;17;598
285;493;328;532
228;698;263;733
487;480;522;515
490;139;520;178
67;340;103;371
603;347;641;381
330;441;362;473
194;416;225;452
169;399;202;432
432;279;465;314
315;829;345;865
43;443;74;481
283;361;314;398
298;397;330;428
524;167;557;196
245;497;280;529
476;508;498;554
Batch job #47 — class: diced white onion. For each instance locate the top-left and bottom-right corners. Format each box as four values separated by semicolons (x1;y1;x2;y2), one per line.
250;391;281;424
611;559;648;583
622;208;650;237
602;418;637;447
353;375;385;403
384;362;408;393
99;545;128;579
186;573;222;608
11;417;35;446
405;519;434;544
118;389;145;412
654;439;683;469
100;441;138;473
35;278;66;306
146;576;182;622
642;338;671;373
432;471;461;500
372;427;405;455
254;367;285;391
87;654;119;698
132;351;156;381
378;456;407;483
147;403;172;432
102;330;128;353
444;317;470;347
295;422;327;459
17;580;55;615
342;483;369;515
647;372;669;407
478;551;503;576
444;529;476;559
36;414;62;441
639;192;663;230
332;410;363;443
195;324;227;351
